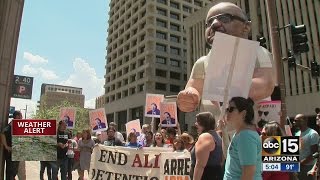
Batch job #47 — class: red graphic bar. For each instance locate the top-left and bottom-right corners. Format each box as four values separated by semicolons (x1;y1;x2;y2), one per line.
12;119;56;136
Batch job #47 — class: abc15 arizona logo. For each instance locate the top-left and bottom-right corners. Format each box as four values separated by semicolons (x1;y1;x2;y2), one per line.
262;136;299;156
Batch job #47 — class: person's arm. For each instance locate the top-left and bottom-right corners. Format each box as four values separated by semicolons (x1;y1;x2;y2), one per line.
249;68;275;101
301;144;318;165
193;133;215;180
241;165;256;180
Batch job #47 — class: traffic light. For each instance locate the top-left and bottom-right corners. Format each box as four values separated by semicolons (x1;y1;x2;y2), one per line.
290;24;309;54
287;50;296;69
257;36;267;48
311;61;320;78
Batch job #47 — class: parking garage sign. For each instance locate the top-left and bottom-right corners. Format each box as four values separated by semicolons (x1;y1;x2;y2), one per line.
12;75;33;99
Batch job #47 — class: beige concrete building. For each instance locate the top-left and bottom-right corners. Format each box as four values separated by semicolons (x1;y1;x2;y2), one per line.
98;0;216;131
39;83;85;110
184;0;320;119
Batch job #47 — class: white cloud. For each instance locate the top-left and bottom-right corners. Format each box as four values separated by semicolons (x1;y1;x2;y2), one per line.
23;52;48;64
85;98;96;109
60;58;104;104
10;98;38;119
21;65;59;80
39;68;59;80
22;65;38;76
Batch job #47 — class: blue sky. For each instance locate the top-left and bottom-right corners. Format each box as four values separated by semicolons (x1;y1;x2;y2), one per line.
11;0;110;117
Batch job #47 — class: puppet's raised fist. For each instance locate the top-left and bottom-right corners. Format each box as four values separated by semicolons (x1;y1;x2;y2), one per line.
176;87;200;112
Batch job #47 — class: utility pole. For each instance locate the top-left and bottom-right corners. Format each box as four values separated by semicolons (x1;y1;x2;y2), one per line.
265;0;287;128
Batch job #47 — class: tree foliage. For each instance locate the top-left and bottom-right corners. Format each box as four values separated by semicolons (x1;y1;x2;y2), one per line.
33;100;91;133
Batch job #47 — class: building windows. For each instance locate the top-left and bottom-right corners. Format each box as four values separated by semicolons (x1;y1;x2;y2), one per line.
183;61;187;69
156;56;166;64
123;90;128;97
138;84;144;92
156;19;167;28
157;0;167;4
124;66;129;74
170;47;180;55
170;59;180;67
124;78;128;85
117;70;122;77
117;92;121;99
194;0;202;7
155;82;166;91
157;8;167;16
184;74;187;81
139;71;144;79
170;35;180;43
130;87;136;95
156;43;167;52
156;69;167;78
170;23;180;31
131;63;136;70
170;71;181;80
183;5;191;13
130;74;136;82
140;34;146;41
140;45;145;53
170;84;180;92
170;1;179;9
170;12;180;20
117;81;122;88
156;31;167;40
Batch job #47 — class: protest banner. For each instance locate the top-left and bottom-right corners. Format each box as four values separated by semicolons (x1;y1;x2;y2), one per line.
256;101;281;124
12;119;57;161
145;93;164;118
89;145;175;180
160;152;191;180
160;102;178;127
126;119;142;137
202;32;259;102
90;108;108;132
59;107;76;129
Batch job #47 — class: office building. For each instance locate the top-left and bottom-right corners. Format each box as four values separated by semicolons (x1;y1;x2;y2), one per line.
39;83;85;110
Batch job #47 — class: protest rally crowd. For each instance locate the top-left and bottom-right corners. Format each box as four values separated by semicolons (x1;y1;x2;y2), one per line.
2;1;320;180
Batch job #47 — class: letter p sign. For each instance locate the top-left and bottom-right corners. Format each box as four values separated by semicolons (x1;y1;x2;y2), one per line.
18;85;26;94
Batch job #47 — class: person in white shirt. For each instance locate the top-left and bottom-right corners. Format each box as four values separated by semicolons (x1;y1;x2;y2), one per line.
109;122;124;142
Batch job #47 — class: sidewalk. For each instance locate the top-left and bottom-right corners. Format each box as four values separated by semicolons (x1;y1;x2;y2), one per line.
25;161;89;180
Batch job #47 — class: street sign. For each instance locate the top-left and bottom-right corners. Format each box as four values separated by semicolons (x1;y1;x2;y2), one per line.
12;75;33;99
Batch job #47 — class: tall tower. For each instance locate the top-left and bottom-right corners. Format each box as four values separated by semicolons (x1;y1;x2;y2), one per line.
101;0;214;131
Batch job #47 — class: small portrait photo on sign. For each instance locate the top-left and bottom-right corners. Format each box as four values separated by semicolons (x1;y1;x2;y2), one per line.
59;107;76;129
89;108;108;132
160;102;178;127
145;94;164;118
256;101;281;125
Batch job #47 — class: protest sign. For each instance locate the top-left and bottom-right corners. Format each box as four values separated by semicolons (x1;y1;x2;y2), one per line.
126;119;142;137
145;93;164;118
160;152;191;180
59;107;76;129
202;32;259;102
89;145;174;180
256;101;281;124
90;108;108;132
12;119;57;161
160;102;178;127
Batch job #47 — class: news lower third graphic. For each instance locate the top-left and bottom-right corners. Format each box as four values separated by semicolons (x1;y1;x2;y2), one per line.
262;136;300;172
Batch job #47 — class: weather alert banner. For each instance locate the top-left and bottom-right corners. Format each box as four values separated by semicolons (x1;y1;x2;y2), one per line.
59;107;76;129
12;119;57;161
89;145;176;180
145;93;164;118
90;108;108;132
160;152;191;180
160;102;178;127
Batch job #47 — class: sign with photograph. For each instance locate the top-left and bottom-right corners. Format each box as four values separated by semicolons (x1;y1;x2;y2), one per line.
126;119;142;138
145;93;164;118
89;108;108;132
59;107;76;129
160;102;178;127
256;101;281;124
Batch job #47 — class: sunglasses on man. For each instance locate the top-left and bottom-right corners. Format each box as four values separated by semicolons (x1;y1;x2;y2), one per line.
206;13;247;27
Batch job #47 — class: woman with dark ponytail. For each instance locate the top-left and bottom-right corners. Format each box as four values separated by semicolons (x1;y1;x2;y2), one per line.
223;97;262;180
